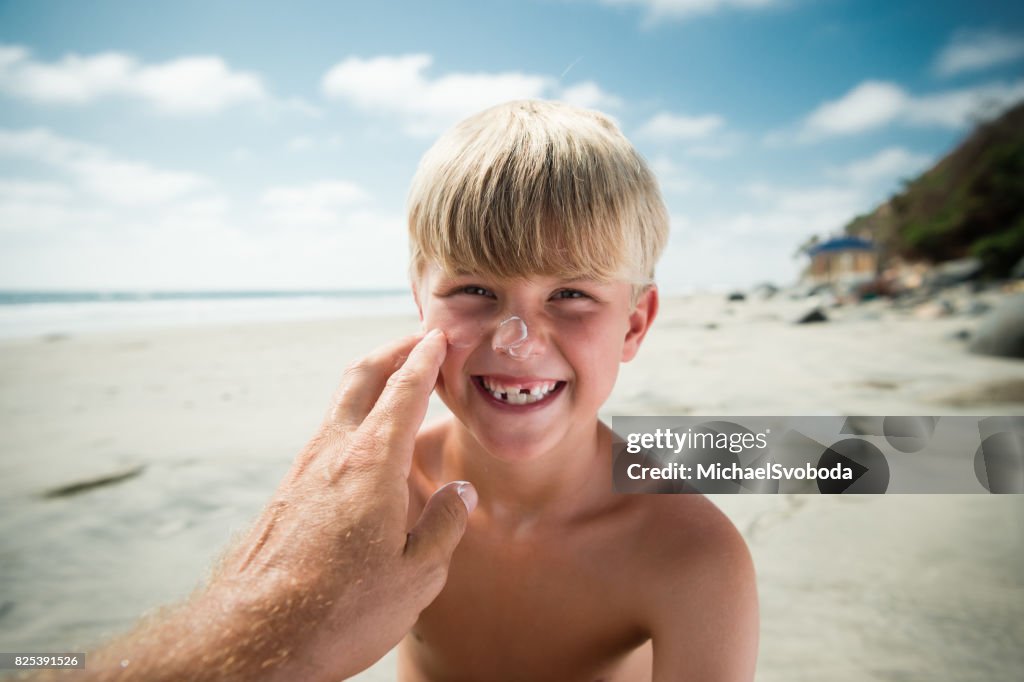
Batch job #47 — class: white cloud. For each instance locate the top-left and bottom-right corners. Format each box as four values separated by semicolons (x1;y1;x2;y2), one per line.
0;178;72;203
76;157;209;205
800;78;1024;138
559;81;623;110
285;135;344;152
286;136;315;152
0;128;210;205
261;180;369;227
596;0;782;22
637;111;725;140
906;80;1024;127
649;156;712;194
321;54;554;136
0;44;267;114
131;57;266;114
0;179;82;234
660;182;870;290
828;147;932;186
0;160;409;291
743;183;865;230
230;146;255;162
321;54;627;136
804;81;908;136
934;30;1024;77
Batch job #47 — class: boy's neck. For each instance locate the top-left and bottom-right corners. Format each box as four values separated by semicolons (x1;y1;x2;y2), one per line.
439;417;615;533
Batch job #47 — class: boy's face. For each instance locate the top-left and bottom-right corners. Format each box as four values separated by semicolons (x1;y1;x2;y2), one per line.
414;263;657;462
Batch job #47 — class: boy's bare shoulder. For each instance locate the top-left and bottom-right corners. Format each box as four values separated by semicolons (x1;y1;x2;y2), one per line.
637;493;747;555
622;494;753;592
623;494;759;678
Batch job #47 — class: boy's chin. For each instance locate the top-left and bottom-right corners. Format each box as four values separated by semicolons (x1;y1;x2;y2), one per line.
473;432;562;463
455;412;567;462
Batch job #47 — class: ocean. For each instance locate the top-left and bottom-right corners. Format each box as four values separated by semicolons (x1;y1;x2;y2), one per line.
0;290;418;340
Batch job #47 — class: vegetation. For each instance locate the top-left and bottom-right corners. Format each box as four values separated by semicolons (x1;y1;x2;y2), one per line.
844;101;1024;277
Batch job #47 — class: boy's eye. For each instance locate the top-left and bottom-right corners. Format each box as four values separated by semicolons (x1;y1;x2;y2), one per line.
552;289;591;300
459;285;494;298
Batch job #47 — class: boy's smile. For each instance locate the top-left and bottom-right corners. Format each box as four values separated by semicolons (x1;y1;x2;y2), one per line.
414;265;657;462
472;375;567;408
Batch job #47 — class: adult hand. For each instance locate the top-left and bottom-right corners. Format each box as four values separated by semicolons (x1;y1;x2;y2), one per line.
210;327;476;679
52;329;475;682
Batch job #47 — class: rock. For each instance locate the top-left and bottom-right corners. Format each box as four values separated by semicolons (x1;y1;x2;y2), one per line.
806;283;834;298
949;329;971;342
751;282;779;299
969;294;1024;359
41;465;146;499
1012;255;1024;279
925;257;983;290
727;291;746;302
964;300;993;316
795;307;828;324
914;299;956;319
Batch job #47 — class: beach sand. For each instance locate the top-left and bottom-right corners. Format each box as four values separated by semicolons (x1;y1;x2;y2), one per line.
1;293;1023;680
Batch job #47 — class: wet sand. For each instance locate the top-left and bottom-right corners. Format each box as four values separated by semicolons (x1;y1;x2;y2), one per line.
1;293;1022;680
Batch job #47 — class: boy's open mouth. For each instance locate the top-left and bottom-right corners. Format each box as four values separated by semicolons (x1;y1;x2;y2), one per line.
471;375;566;407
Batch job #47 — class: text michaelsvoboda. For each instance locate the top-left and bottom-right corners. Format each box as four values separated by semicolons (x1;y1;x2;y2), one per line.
626;461;855;481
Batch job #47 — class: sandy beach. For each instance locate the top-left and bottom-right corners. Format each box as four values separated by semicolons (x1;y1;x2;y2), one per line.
2;292;1023;680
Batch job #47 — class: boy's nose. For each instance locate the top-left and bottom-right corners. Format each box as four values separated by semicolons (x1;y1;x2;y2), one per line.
492;315;543;360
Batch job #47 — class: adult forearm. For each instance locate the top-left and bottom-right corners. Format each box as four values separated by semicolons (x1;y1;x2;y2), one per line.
28;585;331;682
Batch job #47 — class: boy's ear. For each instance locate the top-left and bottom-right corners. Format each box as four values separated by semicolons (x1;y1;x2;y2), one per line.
621;285;659;363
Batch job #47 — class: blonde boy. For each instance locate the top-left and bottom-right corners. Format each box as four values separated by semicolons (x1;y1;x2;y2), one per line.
401;100;758;681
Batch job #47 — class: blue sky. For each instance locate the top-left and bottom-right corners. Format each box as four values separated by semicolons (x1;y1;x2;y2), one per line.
1;0;1022;292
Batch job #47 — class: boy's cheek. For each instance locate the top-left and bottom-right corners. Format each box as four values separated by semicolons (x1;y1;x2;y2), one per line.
436;361;464;402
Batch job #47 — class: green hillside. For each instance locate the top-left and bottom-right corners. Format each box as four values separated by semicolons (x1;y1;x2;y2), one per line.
844;100;1024;277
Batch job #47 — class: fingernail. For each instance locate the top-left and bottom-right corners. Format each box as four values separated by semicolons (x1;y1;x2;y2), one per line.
455;481;478;513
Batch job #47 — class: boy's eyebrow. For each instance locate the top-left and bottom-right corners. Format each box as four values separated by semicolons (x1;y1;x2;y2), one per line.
433;270;617;287
558;276;616;286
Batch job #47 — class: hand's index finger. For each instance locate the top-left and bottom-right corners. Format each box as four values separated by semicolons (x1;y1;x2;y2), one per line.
327;332;424;431
354;328;447;477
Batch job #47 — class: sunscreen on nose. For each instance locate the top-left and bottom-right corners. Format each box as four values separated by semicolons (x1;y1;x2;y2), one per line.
492;316;530;358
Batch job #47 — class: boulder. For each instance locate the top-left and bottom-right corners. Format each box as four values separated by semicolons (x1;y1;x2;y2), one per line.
1012;255;1024;280
751;282;780;299
925;257;982;290
969;294;1024;359
964;300;993;317
795;307;828;324
914;299;956;319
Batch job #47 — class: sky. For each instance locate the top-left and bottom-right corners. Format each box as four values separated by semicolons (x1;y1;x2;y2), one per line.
1;0;1022;293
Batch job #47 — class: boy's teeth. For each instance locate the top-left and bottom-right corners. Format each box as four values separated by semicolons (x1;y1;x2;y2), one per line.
480;377;559;404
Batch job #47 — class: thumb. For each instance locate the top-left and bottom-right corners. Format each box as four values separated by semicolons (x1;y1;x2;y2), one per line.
404;481;477;570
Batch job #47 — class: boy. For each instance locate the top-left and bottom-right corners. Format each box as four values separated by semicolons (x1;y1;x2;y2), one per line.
400;100;758;681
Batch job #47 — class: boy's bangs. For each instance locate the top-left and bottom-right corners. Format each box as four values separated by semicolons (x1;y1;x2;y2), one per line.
408;99;667;288
417;201;642;283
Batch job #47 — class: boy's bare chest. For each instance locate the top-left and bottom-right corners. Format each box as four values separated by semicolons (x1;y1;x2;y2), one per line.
400;525;653;682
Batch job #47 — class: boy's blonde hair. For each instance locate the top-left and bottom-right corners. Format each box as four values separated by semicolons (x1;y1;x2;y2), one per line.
407;99;669;304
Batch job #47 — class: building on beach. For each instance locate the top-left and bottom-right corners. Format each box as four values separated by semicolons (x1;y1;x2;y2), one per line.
803;236;878;286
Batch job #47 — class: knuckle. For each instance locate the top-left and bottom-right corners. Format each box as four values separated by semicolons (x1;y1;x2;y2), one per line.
385;366;418;392
342;357;372;379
